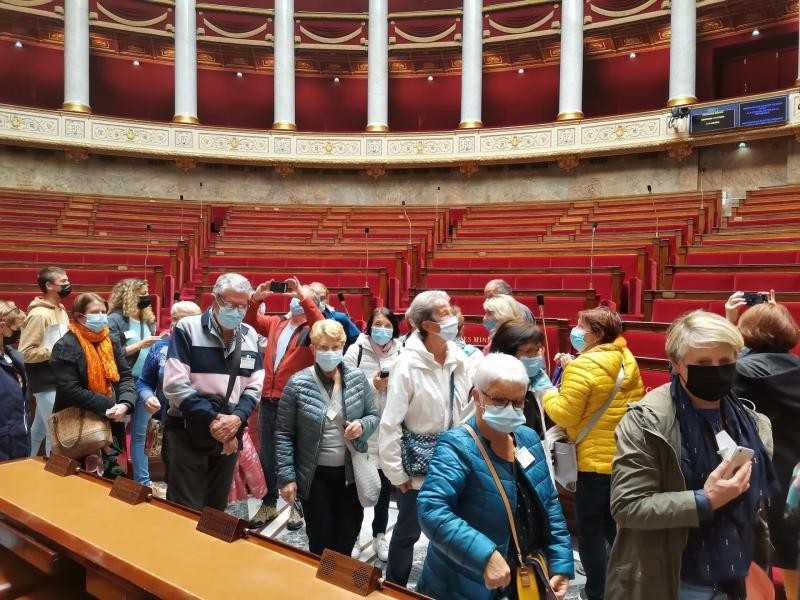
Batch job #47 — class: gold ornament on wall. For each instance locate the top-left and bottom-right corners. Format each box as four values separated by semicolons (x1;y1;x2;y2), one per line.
64;148;89;163
459;162;479;177
365;165;386;179
175;157;197;172
275;163;295;177
666;142;693;162
557;156;580;172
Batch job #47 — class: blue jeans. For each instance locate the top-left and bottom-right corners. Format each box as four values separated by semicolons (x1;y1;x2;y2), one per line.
131;395;153;484
678;582;729;600
29;390;56;456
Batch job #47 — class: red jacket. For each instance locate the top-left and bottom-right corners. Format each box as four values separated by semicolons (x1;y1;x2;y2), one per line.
244;295;324;400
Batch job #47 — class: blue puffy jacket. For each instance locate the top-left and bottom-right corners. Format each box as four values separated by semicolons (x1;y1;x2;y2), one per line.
417;417;574;600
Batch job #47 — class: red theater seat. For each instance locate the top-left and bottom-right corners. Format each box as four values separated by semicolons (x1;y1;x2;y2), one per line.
640;369;671;393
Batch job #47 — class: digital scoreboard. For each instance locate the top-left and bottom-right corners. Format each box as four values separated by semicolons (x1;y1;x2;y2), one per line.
688;96;788;134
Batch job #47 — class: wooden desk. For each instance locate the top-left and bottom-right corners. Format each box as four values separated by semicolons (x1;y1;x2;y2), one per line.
0;460;421;599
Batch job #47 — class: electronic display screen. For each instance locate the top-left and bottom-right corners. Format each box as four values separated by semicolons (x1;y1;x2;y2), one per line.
689;103;737;134
739;97;787;127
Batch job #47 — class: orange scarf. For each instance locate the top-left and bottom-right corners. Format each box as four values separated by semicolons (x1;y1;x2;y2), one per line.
69;323;120;396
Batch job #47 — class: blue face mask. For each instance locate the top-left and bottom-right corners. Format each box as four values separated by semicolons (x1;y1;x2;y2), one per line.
217;307;244;331
570;326;588;353
316;350;343;372
482;405;526;434
483;318;497;333
84;313;108;333
289;298;305;317
520;356;545;379
371;326;393;346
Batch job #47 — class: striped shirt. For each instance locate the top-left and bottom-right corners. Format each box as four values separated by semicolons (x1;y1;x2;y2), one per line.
163;309;263;425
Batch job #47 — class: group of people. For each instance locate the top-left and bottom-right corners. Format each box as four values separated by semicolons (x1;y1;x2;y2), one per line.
1;266;799;600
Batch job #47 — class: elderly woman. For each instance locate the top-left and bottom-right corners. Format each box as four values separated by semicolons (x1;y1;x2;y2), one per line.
343;307;402;561
417;353;573;600
379;290;472;586
606;310;779;600
733;303;800;599
0;301;29;461
276;319;379;557
543;307;644;600
482;294;523;354
50;293;135;476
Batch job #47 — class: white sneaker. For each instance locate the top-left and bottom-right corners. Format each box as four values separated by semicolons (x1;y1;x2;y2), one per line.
374;533;389;562
351;542;362;559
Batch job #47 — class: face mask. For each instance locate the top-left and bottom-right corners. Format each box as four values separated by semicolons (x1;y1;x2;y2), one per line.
137;295;152;310
482;405;526;434
521;356;545;379
319;301;328;313
57;283;72;298
316;350;343;372
371;326;393;346
84;314;108;332
217;307;244;331
436;315;458;343
570;327;588;353
683;363;737;402
289;298;305;317
483;318;497;333
4;328;21;346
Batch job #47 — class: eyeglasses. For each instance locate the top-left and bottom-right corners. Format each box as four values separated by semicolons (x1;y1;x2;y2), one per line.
216;296;248;312
478;389;526;411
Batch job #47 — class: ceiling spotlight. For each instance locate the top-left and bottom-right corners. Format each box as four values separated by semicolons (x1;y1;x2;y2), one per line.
14;40;22;48
333;76;340;83
629;52;636;59
235;71;243;78
751;28;760;36
132;60;140;66
738;141;748;149
517;68;525;74
427;75;434;81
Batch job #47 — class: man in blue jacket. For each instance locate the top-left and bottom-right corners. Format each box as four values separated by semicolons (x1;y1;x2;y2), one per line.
309;282;361;349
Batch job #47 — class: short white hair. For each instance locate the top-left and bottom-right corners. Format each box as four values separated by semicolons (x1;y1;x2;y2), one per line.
406;290;450;329
665;310;744;362
213;273;252;296
473;353;529;392
483;294;522;324
171;301;201;319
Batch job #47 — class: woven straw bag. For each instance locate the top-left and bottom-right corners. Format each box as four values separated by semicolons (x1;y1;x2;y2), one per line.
48;407;112;460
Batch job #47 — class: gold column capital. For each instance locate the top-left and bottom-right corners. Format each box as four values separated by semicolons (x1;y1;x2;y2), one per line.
556;111;584;121
62;102;91;114
365;124;390;132
667;95;698;107
173;114;199;125
458;119;483;129
273;121;297;131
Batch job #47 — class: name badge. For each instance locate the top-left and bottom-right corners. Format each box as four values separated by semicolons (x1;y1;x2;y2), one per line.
326;406;339;421
123;331;135;340
515;446;535;470
239;355;255;370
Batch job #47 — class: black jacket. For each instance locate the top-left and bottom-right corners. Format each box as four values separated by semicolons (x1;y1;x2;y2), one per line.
50;331;136;417
0;347;29;461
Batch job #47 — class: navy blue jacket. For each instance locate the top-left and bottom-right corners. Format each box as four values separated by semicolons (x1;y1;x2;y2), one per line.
417;417;574;600
322;307;361;348
0;347;29;461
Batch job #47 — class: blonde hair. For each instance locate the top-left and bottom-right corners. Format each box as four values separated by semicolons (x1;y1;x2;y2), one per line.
665;310;744;362
0;300;25;326
483;294;522;325
171;301;201;319
310;319;346;346
108;278;155;324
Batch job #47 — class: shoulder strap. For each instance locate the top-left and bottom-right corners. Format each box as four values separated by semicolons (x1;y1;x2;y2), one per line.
575;365;624;444
357;345;363;367
463;423;523;565
223;331;242;405
449;371;455;426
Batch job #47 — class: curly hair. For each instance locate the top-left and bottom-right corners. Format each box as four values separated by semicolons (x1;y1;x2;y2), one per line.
108;278;155;324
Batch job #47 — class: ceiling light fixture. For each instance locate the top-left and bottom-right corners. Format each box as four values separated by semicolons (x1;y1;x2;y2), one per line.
333;76;340;83
752;28;760;36
738;141;748;149
14;40;22;48
629;52;637;59
427;75;434;81
132;60;140;67
235;71;243;78
517;68;525;74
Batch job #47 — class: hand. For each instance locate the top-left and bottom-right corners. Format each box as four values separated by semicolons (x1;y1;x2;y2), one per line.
286;277;303;299
725;291;746;323
105;404;128;422
396;480;413;493
280;482;297;506
554;353;574;367
139;336;162;350
482;550;511;590
767;288;776;305
703;458;752;510
221;437;238;455
209;414;242;442
251;281;273;304
144;397;161;414
549;574;570;600
343;420;363;440
373;376;389;392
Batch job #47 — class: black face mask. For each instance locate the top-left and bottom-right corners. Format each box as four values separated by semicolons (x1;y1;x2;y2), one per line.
684;363;737;401
57;283;72;298
4;328;21;346
137;295;153;310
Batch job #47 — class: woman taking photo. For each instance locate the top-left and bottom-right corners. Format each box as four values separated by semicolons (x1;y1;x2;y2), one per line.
543;307;643;600
276;319;379;557
50;293;135;475
0;301;29;461
417;353;573;600
343;307;402;561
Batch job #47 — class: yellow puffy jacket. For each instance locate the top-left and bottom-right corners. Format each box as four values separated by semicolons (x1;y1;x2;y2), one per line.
544;337;644;474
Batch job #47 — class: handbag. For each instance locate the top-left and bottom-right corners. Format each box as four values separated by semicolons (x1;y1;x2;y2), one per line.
400;372;455;477
49;406;113;460
463;424;557;600
547;365;624;492
144;418;163;458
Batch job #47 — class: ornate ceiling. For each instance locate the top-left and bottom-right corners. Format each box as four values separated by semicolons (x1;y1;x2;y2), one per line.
0;0;796;75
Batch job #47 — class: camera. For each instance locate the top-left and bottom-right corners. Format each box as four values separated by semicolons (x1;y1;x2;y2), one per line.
743;292;768;306
269;281;288;294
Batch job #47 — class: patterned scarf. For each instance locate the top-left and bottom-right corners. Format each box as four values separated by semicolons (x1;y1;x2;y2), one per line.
70;322;120;396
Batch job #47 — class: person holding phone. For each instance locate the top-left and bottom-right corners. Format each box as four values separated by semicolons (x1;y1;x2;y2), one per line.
606;311;779;600
343;307;403;561
724;289;775;325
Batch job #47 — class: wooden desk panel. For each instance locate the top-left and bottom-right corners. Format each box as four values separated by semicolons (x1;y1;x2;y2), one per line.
0;460;413;599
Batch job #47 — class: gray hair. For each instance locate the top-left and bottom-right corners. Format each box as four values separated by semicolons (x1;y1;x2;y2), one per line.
301;285;321;308
406;290;450;329
212;273;252;297
171;301;201;319
665;310;744;362
483;294;522;324
487;279;514;296
473;353;529;391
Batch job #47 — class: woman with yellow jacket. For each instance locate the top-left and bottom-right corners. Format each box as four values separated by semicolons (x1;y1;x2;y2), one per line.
544;307;644;600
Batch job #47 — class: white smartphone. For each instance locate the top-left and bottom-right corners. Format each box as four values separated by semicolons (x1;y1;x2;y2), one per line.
726;446;754;473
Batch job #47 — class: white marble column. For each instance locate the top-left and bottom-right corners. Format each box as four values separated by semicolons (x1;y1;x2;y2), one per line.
667;0;697;107
273;0;296;130
62;0;91;113
795;5;800;87
459;0;483;129
557;0;584;120
173;0;198;124
366;0;389;132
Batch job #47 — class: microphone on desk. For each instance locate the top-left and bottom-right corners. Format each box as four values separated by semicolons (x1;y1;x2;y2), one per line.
364;226;370;289
648;184;659;238
401;200;412;246
589;222;598;291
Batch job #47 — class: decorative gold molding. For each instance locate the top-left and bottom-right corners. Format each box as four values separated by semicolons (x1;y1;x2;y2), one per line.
459;162;480;177
557;111;584;121
667;95;698;107
365;124;389;132
175;157;197;171
274;163;295;177
272;121;297;131
64;147;89;163
365;165;386;179
62;102;91;114
666;142;693;161
557;155;580;172
173;114;199;125
458;120;484;130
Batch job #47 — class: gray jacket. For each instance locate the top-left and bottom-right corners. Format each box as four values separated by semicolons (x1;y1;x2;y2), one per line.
276;365;379;500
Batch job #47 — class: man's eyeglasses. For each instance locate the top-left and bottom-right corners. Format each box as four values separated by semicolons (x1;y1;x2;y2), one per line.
478;389;526;411
216;296;248;312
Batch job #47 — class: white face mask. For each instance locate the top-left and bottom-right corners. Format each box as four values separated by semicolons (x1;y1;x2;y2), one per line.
436;315;458;342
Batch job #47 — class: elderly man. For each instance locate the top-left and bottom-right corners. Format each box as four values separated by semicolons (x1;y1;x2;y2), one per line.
308;282;361;349
162;274;263;511
245;277;324;529
484;279;535;324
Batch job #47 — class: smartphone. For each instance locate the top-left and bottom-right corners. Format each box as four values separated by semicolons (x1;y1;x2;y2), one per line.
269;281;288;294
743;292;768;306
380;369;390;379
726;446;755;473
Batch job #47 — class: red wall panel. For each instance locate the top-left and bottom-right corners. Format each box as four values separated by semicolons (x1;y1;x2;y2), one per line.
296;76;367;132
90;54;173;121
483;65;559;126
388;74;461;131
198;68;273;129
0;43;62;109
